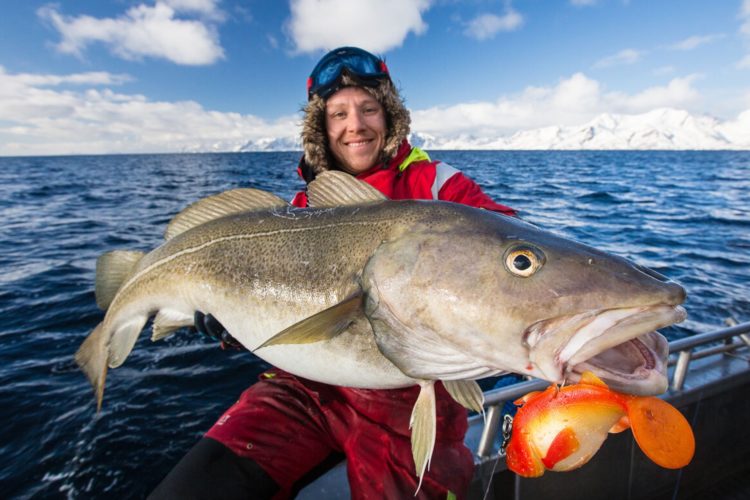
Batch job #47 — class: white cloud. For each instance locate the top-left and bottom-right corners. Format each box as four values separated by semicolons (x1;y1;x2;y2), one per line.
668;34;724;51
463;10;523;40
286;0;431;54
410;73;703;137
0;67;726;156
593;48;643;68
37;2;225;65
11;71;132;87
608;75;701;111
570;0;597;6
163;0;222;15
0;66;298;156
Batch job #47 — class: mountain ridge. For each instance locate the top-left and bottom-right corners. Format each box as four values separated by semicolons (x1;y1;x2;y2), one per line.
196;107;749;153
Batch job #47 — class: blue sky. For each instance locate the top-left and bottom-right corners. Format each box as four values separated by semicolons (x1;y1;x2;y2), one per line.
1;0;749;155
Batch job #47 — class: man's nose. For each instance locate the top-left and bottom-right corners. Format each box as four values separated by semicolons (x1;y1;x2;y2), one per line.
345;111;366;132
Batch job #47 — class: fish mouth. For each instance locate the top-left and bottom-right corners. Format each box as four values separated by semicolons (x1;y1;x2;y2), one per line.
567;331;670;395
526;305;686;395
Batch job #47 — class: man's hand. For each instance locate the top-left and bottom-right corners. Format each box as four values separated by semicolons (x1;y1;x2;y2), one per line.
194;311;246;350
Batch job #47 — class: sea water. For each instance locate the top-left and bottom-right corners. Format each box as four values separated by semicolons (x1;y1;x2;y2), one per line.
0;151;748;498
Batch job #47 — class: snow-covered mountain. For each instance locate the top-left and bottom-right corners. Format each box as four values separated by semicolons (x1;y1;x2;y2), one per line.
176;136;301;153
410;108;750;150
237;136;301;152
224;107;748;152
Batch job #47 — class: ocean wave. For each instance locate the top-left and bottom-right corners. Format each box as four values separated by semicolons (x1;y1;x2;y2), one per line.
1;150;748;498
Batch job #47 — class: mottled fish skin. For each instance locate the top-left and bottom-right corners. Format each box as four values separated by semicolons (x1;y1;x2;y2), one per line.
359;204;685;392
93;202;446;389
76;174;686;490
83;197;684;396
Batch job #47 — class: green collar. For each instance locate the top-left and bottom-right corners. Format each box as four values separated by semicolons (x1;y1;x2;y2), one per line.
397;146;431;172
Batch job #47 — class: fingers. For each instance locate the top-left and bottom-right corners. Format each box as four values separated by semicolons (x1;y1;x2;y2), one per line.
194;311;246;351
204;314;225;339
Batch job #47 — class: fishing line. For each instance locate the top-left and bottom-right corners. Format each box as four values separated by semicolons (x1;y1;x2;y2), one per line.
481;414;513;500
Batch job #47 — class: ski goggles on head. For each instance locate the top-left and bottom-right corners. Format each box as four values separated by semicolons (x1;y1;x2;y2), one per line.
307;46;390;100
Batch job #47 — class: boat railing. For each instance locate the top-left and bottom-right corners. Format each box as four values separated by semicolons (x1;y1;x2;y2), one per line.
474;321;750;460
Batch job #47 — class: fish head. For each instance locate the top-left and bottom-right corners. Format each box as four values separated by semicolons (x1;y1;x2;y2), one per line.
509;222;685;395
362;203;685;395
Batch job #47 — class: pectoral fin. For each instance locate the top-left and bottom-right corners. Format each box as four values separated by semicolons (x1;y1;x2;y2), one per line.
255;292;362;350
609;415;630;434
410;381;436;494
443;380;485;416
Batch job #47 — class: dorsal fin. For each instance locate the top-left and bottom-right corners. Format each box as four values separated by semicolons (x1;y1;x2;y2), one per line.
96;250;145;310
165;188;289;240
307;171;387;208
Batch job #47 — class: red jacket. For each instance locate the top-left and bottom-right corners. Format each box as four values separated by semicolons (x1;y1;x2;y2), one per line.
204;143;514;498
285;140;516;425
293;140;516;216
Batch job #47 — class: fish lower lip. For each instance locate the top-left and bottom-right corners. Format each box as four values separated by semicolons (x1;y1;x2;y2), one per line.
568;331;670;395
527;305;686;393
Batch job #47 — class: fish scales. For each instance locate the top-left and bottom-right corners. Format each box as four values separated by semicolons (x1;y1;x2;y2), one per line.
77;171;687;489
95;201;484;392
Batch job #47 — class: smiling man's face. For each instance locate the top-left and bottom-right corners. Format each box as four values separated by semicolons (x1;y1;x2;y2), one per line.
325;86;387;175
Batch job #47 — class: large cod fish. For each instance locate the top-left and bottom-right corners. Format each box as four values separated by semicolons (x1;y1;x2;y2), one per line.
76;171;686;483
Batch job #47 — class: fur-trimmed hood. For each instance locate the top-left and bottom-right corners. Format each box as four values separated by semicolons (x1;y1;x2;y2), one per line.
301;73;410;181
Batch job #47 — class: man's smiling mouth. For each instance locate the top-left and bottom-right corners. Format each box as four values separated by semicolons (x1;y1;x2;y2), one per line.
346;139;373;147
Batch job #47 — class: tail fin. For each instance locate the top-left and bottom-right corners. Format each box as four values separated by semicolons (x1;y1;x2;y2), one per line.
626;396;695;469
76;315;148;411
95;250;145;310
75;323;109;412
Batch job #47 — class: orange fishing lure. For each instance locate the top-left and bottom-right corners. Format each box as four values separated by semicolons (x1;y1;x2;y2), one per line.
505;372;695;477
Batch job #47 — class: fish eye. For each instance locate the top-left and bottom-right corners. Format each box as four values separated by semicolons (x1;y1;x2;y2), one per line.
504;245;545;278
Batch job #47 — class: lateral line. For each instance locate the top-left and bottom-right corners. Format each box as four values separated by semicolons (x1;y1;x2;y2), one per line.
108;220;383;310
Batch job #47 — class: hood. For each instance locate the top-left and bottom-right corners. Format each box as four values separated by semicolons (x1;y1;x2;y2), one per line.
301;73;411;180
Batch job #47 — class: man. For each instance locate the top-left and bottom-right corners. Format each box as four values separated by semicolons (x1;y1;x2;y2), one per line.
151;47;515;500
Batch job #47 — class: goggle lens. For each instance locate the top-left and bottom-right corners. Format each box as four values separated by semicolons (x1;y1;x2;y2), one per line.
308;47;390;100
